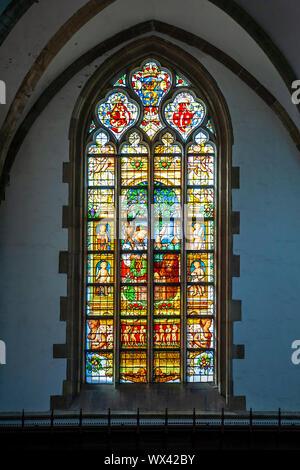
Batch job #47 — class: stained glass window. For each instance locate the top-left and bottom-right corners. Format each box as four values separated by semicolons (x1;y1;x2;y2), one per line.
85;59;217;384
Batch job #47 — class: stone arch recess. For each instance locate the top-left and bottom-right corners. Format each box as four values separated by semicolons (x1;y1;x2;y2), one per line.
52;36;244;412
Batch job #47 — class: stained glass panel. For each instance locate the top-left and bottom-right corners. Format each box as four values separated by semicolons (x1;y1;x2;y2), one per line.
120;188;148;219
154;155;181;186
187;318;214;349
120;351;147;383
87;253;114;284
121;253;148;283
120;319;147;348
187;188;214;218
187;350;214;383
88;189;115;219
187;252;214;284
153;352;181;383
154;132;181;154
87;156;114;187
154;319;180;348
187;154;214;186
85;58;217;385
86;319;113;350
121;156;148;187
154;253;180;283
164;92;206;140
154;286;181;316
87;220;114;251
86;352;113;383
186;220;214;251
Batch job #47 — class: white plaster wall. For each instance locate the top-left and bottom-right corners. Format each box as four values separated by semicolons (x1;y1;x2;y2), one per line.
30;0;300;129
0;0;87;127
0;0;299;138
1;34;300;411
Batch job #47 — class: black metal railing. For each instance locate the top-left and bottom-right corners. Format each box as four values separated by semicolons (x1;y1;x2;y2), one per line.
1;408;300;429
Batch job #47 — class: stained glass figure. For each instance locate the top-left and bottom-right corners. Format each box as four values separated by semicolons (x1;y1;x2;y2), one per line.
121;253;147;283
85;58;217;385
87;253;114;285
206;119;215;134
97;91;139;139
164;92;206;140
154;286;181;316
87;221;114;251
154;253;180;285
121;286;147;316
187;253;214;284
86;319;113;350
121;220;148;250
186;220;214;251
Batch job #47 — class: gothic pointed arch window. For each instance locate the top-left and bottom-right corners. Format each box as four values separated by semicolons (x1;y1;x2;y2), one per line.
85;59;218;385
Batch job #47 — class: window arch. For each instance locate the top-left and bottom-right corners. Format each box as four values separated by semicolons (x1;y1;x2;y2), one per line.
53;38;240;411
85;59;218;384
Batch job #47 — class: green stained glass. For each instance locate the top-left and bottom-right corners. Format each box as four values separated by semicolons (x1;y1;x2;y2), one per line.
121;318;147;348
187;351;214;383
187;252;214;284
154;319;180;348
88;189;115;219
86;352;113;383
89;120;96;133
206;119;215;134
86;285;114;316
153;351;181;383
113;74;126;87
121;286;147;316
176;74;189;87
